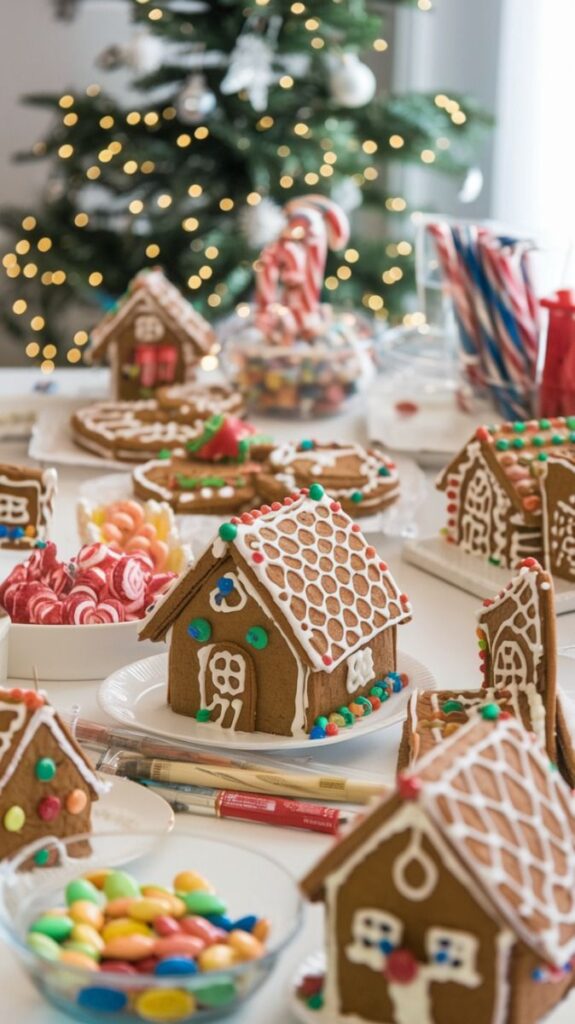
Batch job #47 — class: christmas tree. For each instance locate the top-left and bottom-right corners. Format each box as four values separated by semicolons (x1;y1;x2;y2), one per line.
0;0;490;368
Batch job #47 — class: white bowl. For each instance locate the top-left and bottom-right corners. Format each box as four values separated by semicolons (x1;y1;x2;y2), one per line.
7;619;165;681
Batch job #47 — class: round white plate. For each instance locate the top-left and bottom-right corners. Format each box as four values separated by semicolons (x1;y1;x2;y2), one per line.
95;772;175;840
98;651;435;752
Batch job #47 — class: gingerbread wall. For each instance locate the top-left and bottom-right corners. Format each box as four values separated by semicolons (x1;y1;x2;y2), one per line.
113;309;187;401
0;722;93;861
330;799;502;1024
167;556;304;735
304;627;396;729
507;944;574;1024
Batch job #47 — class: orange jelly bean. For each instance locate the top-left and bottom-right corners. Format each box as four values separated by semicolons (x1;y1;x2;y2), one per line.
153;935;204;958
102;934;156;961
69;901;104;930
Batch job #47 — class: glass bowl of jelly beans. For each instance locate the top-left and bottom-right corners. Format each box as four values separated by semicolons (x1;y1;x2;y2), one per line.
0;830;302;1023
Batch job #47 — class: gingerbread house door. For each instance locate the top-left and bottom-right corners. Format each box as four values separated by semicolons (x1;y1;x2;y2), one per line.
198;643;257;732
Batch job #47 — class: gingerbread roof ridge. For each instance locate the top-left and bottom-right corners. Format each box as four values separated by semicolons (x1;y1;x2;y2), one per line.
140;487;411;670
0;693;107;797
476;558;552;620
89;267;215;355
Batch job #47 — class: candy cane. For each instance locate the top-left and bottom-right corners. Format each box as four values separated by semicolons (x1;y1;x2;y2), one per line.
286;194;350;251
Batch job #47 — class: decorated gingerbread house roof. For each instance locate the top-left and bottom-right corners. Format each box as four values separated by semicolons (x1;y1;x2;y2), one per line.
0;689;106;797
303;715;575;966
140;487;411;672
89;268;216;358
437;417;575;525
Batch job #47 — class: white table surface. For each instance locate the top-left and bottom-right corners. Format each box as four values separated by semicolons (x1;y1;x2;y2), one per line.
1;367;574;1023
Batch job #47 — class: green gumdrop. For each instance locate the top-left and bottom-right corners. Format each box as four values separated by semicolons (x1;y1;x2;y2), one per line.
441;700;464;714
309;483;325;501
63;940;100;960
26;931;61;961
315;716;329;729
196;708;212;722
219;522;238;542
65;878;101;907
195;980;237;1008
181;890;227;916
30;914;74;943
308;993;324;1010
481;703;500;721
103;870;140;901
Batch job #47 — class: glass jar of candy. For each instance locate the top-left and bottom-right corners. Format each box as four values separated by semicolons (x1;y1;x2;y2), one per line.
220;305;376;418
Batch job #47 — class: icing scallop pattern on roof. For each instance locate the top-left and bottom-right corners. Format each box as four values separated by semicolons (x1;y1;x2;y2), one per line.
227;488;411;671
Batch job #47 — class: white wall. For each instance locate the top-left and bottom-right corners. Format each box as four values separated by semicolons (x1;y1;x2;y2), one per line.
0;0;132;206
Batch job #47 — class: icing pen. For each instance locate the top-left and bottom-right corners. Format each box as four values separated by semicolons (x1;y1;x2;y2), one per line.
113;755;388;805
138;780;354;835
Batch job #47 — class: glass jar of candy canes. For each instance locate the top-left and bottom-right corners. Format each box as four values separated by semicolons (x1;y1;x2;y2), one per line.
220;305;376;418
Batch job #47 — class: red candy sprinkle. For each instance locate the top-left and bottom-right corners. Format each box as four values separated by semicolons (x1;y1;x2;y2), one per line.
298;974;324;998
252;552;265;564
322;655;333;667
240;513;254;524
271;502;282;511
521;557;538;568
283;497;293;505
260;505;271;515
397;774;422;801
482;598;494;607
351;524;361;533
447;503;457;514
385;949;419;984
329;501;341;512
325;723;339;737
230;517;241;524
365;546;377;559
379;561;388;571
475;426;490;441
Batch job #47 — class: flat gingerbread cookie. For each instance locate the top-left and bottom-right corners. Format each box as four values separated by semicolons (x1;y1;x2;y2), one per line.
155;382;245;422
132;457;261;514
70;400;207;463
256;441;399;517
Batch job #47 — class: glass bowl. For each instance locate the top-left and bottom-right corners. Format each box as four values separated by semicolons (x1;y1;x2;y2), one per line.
0;830;302;1023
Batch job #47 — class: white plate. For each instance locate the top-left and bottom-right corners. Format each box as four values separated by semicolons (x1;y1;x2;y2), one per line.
79;457;428;543
94;772;175;839
29;402;136;471
403;535;575;615
98;651;436;752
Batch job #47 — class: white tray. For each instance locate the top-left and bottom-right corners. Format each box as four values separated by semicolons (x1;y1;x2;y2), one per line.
403;535;575;614
29;401;137;471
98;651;436;753
95;773;174;841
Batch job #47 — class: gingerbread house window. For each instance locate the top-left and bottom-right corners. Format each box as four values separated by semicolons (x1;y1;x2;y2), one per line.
0;493;29;524
346;648;374;694
134;313;165;344
209;650;246;696
425;927;481;985
492;640;527;689
208;573;248;614
346;908;403;971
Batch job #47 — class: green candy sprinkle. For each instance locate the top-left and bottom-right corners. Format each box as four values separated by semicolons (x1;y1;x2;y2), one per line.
441;699;464;714
35;757;56;782
566;417;575;430
300;439;314;451
513;421;526;433
188;618;212;642
539;418;551;429
356;696;372;715
488;556;501;566
246;625;269;650
380;690;390;702
552;434;564;445
351;490;364;503
315;716;329;729
532;435;545;447
307;994;324;1011
370;686;383;698
478;639;487;650
309;483;325;500
158;449;172;460
481;703;501;721
495;439;509;451
378;466;391;477
33;848;50;867
219;522;238;542
511;438;524;449
196;708;212;722
538;452;549;461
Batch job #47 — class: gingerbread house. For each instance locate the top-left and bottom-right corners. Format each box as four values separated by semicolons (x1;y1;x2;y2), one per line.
398;558;563;772
0;463;57;550
0;688;107;863
302;715;575;1024
88;268;216;401
140;485;411;737
540;452;575;582
436;417;575;570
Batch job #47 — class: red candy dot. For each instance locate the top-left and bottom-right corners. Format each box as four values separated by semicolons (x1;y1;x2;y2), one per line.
271;502;282;511
283;497;293;505
379;561;388;571
400;593;409;604
325;723;339;737
322;655;333;667
351;524;361;533
252;552;265;564
260;505;271;515
500;711;512;720
482;598;494;607
329;501;341;512
37;795;61;822
521;557;538;568
368;696;381;711
250;509;262;518
240;513;253;525
397;774;422;801
299;488;309;495
385;949;419;984
230;517;240;524
475;426;490;441
365;546;377;559
447;503;457;514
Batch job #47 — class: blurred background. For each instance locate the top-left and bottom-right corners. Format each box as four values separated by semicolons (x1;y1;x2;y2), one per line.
0;0;572;368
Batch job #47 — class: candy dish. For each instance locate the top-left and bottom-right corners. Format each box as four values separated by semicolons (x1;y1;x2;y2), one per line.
98;651;436;752
8;619;166;682
0;830;302;1024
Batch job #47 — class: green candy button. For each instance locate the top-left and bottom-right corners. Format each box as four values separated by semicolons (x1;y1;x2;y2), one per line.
180;890;227;916
196;708;212;722
35;757;56;782
219;522;238;542
246;626;269;650
309;483;325;501
351;490;364;503
188;618;212;643
481;703;501;721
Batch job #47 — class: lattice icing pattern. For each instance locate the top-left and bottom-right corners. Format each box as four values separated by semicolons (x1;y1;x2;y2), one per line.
227;490;411;671
421;719;575;965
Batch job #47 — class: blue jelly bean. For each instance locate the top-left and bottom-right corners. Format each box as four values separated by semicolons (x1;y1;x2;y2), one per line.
309;725;326;740
154;956;198;976
392;679;402;693
205;914;233;931
77;987;128;1012
232;915;257;933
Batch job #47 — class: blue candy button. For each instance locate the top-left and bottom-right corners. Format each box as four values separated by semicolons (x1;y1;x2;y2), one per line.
77;987;128;1012
154;956;198;976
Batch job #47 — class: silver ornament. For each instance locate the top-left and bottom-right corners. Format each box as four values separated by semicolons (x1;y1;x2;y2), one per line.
329;54;377;109
176;74;217;124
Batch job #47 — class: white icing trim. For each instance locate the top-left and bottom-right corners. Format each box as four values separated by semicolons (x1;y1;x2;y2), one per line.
345;648;374;695
0;701;27;757
208;572;247;614
197;644;246;729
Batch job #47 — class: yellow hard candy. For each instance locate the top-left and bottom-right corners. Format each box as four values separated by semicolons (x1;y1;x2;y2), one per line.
59;950;99;971
135;988;196;1022
83;869;112;891
129;897;173;922
71;923;105;953
102;918;153;943
198;943;239;972
173;871;214;894
69;900;104;930
228;929;264;961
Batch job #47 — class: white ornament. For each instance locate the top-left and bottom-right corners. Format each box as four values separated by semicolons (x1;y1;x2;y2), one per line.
329;53;377;109
458;166;484;204
124;30;165;74
176;74;217;124
331;177;363;213
220;34;276;112
239;198;287;248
